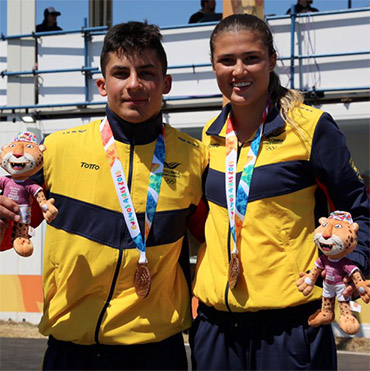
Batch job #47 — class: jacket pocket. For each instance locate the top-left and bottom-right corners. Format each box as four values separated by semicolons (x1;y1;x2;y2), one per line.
281;229;301;279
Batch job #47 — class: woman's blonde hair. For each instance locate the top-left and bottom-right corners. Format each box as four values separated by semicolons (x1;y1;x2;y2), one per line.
210;14;304;128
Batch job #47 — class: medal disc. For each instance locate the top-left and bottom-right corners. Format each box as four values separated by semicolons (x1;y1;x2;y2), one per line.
228;252;239;289
134;263;151;298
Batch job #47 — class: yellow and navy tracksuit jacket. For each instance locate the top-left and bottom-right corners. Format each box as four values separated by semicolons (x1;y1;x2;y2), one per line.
34;107;208;345
193;103;370;313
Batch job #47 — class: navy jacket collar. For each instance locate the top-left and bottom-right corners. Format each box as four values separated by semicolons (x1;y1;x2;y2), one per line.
105;105;163;145
206;103;286;138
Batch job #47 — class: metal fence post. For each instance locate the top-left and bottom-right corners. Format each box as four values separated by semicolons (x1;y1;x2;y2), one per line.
290;5;296;89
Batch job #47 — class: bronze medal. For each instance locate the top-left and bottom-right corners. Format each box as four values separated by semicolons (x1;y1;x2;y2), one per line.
134;262;151;299
228;252;239;289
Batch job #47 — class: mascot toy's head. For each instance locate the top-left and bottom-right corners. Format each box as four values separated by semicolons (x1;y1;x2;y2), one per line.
0;132;46;181
314;211;359;260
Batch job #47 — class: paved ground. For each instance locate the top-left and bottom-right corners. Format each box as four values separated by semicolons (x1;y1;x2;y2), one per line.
0;338;47;370
0;337;369;370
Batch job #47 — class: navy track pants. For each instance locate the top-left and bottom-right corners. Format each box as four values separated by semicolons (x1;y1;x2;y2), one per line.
190;301;337;370
42;331;188;370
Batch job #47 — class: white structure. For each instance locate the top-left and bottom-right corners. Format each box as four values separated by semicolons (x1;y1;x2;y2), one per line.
1;9;369;146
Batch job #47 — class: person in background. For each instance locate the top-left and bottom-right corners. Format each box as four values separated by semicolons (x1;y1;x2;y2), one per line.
286;0;319;14
0;21;207;370
36;7;63;32
189;0;222;24
190;13;369;370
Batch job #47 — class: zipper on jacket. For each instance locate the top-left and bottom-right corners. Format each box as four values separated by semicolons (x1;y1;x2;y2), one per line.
94;248;124;344
127;144;135;190
94;143;135;344
225;225;232;312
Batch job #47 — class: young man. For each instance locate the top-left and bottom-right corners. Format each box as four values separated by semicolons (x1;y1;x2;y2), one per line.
0;22;207;370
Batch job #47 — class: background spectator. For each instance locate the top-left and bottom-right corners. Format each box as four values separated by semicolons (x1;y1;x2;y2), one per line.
286;0;319;14
36;6;62;32
189;0;222;24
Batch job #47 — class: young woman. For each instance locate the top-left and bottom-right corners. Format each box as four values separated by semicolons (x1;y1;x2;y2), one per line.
190;14;370;370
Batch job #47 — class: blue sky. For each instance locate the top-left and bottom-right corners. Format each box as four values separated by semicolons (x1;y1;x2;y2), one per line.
0;0;369;35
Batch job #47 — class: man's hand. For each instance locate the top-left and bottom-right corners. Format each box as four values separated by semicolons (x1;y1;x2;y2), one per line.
0;195;21;223
0;195;20;241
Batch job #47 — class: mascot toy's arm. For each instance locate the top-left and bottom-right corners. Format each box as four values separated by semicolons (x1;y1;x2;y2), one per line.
35;190;58;223
351;270;370;303
296;264;322;296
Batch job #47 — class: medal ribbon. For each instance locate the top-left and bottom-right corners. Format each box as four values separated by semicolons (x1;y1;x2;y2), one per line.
100;117;165;264
225;104;270;255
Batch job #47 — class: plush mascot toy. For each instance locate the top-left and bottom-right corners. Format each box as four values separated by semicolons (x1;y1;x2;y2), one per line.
296;211;370;335
0;132;58;257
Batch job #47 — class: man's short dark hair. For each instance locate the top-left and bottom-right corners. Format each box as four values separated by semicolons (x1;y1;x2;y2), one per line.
100;21;168;77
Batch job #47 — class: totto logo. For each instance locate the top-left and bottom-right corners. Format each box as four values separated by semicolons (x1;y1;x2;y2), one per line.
81;162;100;170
